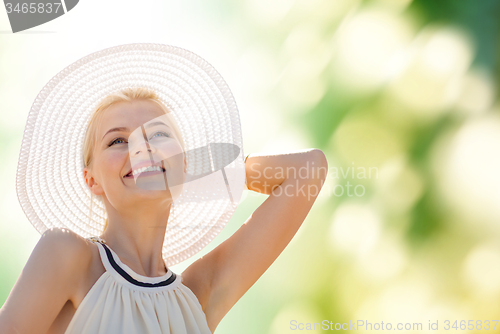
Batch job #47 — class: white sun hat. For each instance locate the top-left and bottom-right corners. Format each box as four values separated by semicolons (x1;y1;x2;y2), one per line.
16;43;246;266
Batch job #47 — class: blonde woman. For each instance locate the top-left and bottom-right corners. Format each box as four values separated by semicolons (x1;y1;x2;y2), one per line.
0;44;327;333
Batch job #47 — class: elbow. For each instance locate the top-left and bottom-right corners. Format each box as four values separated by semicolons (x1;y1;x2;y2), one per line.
298;149;328;186
310;149;328;178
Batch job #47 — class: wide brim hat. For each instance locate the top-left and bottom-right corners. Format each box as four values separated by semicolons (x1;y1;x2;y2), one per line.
16;43;246;266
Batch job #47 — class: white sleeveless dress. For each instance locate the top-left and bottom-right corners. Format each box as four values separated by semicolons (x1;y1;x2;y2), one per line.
64;237;212;334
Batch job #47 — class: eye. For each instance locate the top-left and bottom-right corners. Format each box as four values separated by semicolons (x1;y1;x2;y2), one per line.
150;131;171;140
108;137;126;146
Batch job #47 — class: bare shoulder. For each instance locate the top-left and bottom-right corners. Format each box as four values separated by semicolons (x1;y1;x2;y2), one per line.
38;227;93;256
0;227;94;333
36;228;94;279
38;228;98;301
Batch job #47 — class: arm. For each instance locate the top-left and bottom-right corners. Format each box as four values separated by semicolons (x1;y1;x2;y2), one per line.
0;228;92;334
182;149;328;331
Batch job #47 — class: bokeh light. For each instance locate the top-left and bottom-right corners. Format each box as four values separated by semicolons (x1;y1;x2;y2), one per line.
329;202;381;257
435;114;500;230
331;6;414;94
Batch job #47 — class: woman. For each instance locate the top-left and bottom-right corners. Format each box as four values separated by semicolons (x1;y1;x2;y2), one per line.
0;44;327;333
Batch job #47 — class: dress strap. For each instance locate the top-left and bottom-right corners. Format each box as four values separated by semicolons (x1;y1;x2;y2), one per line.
86;236;177;288
87;236;106;244
86;236;114;274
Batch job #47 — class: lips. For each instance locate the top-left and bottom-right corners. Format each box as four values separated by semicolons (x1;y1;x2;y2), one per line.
124;161;166;178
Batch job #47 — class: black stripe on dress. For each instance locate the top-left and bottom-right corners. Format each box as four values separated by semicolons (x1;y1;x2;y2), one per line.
100;242;176;287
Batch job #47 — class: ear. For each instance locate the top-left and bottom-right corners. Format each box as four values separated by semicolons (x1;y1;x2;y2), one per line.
83;167;104;196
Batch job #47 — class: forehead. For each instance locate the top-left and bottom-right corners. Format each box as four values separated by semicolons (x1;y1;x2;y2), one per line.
98;100;168;134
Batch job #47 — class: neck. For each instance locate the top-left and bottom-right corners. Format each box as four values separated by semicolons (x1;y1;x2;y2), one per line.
100;201;171;277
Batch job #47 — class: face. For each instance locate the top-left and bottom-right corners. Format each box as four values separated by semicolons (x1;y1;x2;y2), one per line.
83;100;186;209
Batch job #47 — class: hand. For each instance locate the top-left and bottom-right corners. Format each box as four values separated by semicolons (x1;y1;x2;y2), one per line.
244;153;250;191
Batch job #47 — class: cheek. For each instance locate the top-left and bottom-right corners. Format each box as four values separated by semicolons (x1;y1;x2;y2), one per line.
157;140;184;157
154;141;184;170
101;149;128;174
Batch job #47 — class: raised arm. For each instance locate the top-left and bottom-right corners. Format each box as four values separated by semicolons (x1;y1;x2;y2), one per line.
182;149;328;331
0;228;92;334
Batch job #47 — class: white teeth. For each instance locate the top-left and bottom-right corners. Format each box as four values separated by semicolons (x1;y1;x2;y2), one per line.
131;165;163;176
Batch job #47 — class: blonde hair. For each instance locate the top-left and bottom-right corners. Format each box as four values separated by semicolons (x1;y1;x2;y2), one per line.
82;87;185;233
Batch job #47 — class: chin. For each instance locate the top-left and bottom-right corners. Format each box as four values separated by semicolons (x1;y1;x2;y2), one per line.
128;170;184;201
130;185;183;203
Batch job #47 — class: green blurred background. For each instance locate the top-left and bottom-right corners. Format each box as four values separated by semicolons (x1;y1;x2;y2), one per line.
1;0;500;333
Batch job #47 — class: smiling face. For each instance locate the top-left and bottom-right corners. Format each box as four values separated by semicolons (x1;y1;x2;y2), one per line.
83;99;187;210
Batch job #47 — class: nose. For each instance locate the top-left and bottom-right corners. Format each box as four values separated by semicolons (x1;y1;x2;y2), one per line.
133;141;157;156
135;147;152;155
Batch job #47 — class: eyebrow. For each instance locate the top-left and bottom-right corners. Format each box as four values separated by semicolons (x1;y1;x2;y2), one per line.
102;127;128;141
102;121;171;141
146;121;171;130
